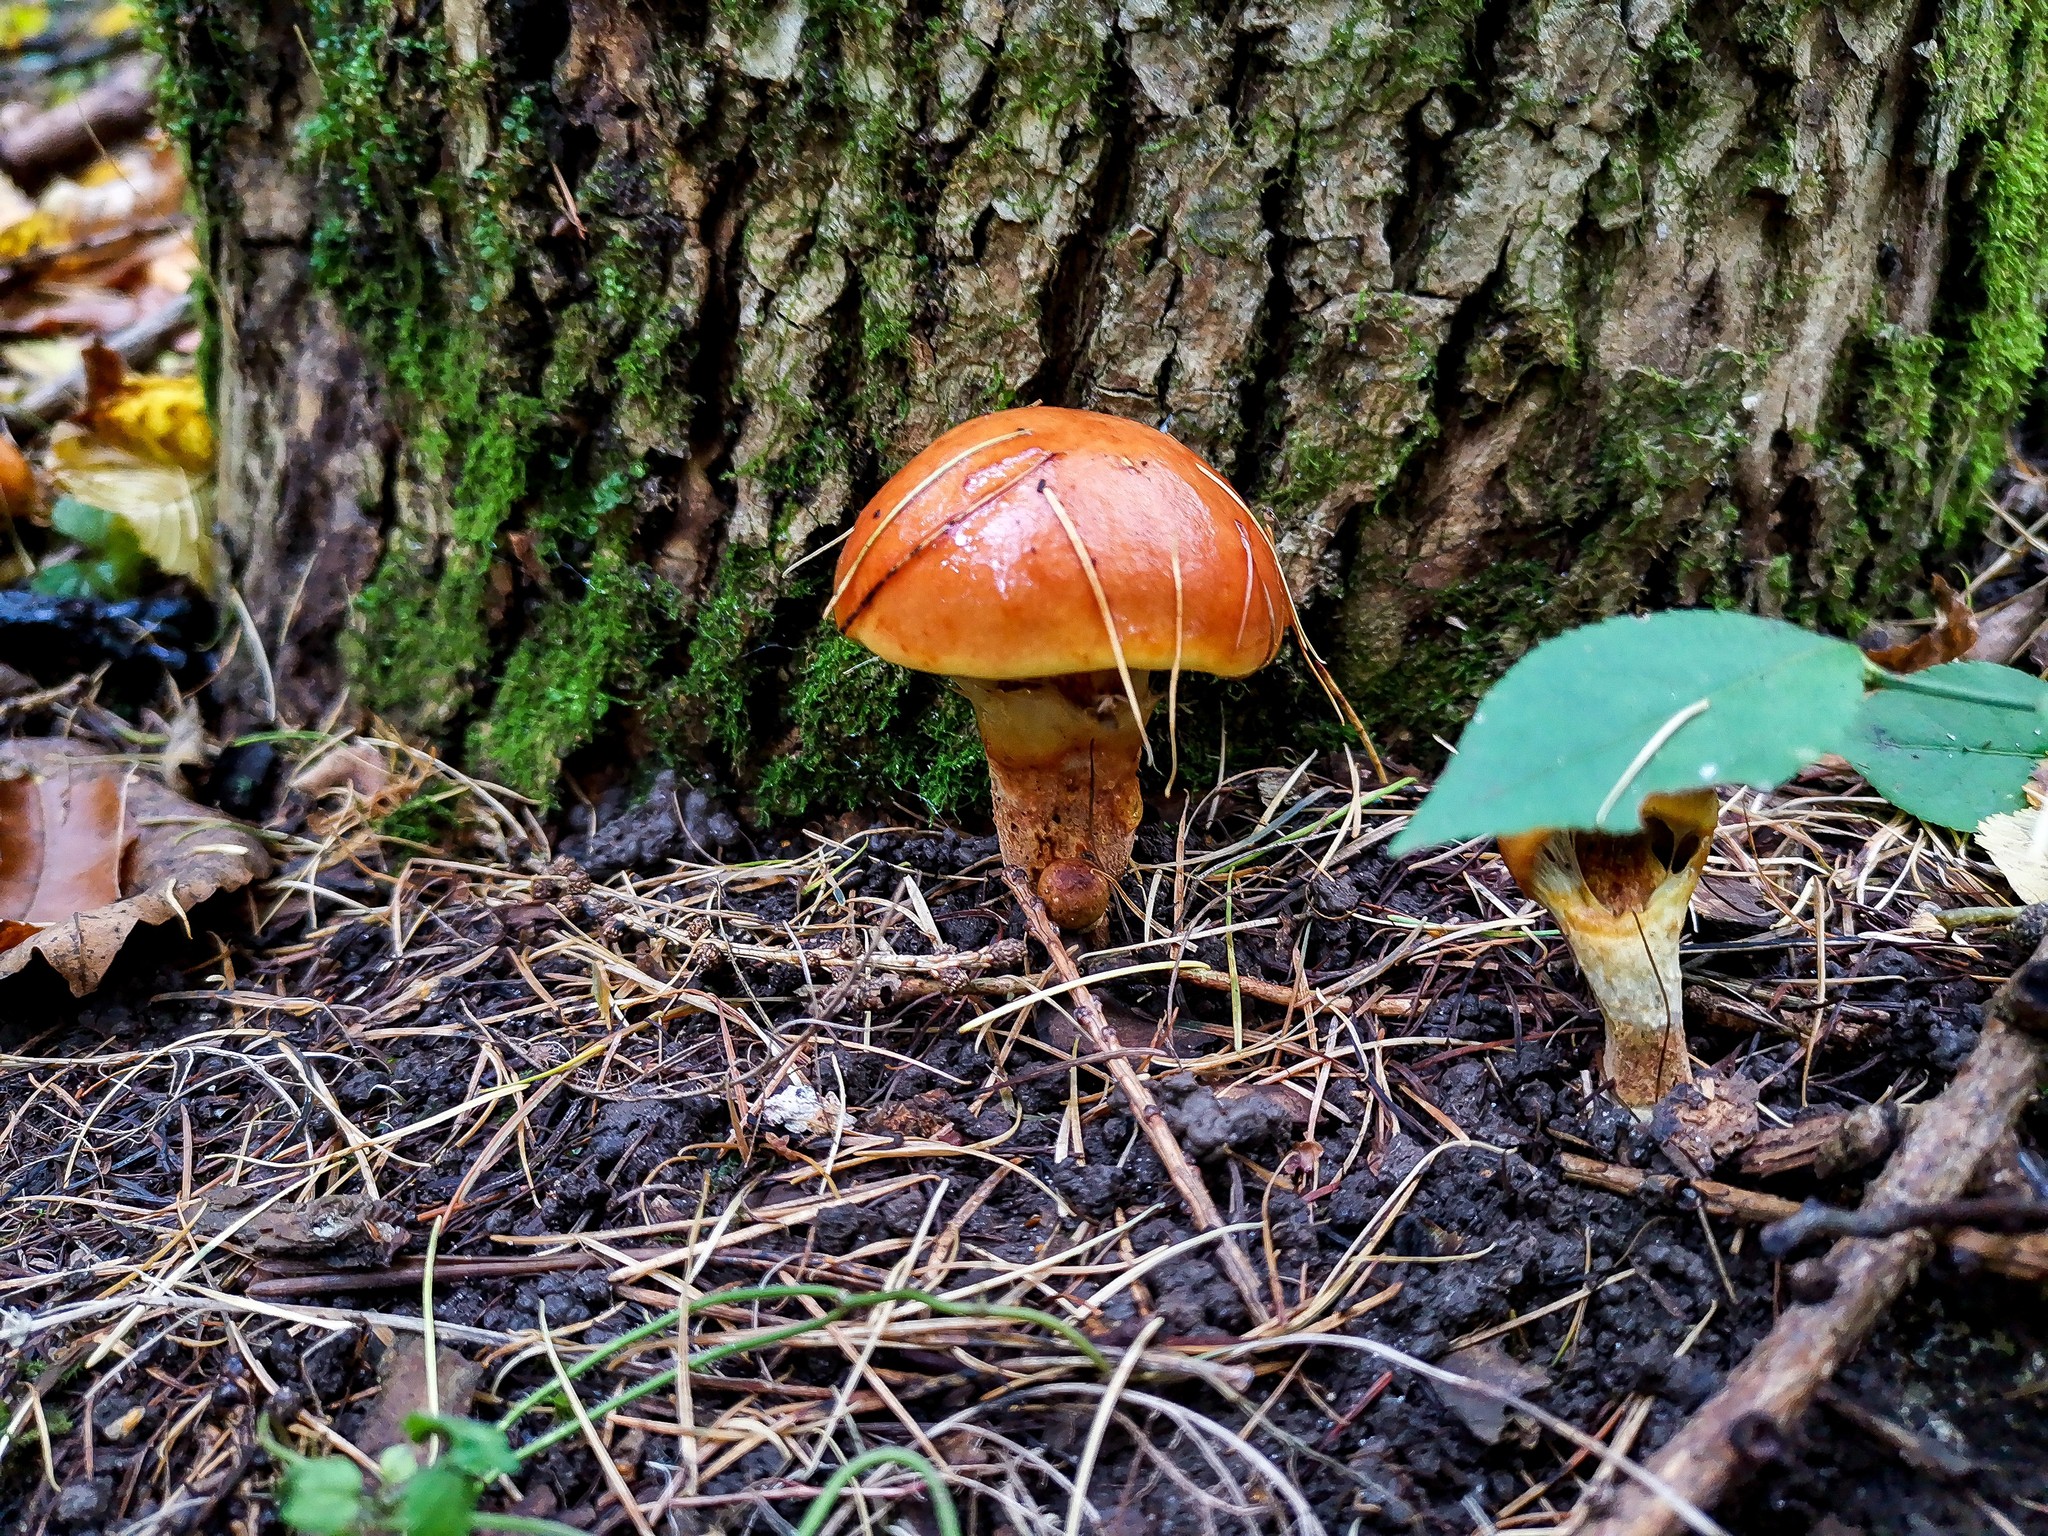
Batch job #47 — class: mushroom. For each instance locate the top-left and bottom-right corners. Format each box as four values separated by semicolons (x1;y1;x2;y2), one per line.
832;406;1292;929
1497;788;1718;1113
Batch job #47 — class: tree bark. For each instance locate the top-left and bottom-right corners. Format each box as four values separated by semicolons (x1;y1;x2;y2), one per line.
149;0;2048;807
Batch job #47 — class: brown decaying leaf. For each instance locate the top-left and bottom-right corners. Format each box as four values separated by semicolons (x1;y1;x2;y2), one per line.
1691;871;1779;928
0;751;125;926
1863;575;1977;673
0;738;271;994
1432;1343;1551;1444
194;1188;409;1267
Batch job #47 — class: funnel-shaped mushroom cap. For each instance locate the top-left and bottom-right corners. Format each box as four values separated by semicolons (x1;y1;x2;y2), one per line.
832;407;1291;680
1499;789;1719;1110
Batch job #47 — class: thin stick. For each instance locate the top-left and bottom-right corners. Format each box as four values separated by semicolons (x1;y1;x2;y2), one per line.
1581;940;2048;1536
1002;867;1272;1324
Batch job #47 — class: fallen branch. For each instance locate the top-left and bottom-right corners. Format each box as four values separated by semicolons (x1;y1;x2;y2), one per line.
0;55;156;189
1557;1153;1801;1226
1761;1194;2048;1252
1001;865;1273;1324
1581;944;2048;1536
1558;1152;2048;1286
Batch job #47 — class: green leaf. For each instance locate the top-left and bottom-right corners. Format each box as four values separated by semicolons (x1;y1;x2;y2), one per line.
407;1414;519;1481
1845;660;2048;829
33;497;145;598
1392;611;1868;849
399;1461;483;1536
275;1454;364;1536
378;1444;421;1485
30;559;100;599
49;496;115;546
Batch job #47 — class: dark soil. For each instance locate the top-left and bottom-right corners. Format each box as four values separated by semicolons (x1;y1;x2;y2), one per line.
2;769;2045;1536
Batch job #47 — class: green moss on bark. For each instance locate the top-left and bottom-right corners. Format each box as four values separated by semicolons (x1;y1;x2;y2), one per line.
757;624;987;819
472;473;680;793
1341;559;1562;754
287;0;714;798
1940;0;2048;522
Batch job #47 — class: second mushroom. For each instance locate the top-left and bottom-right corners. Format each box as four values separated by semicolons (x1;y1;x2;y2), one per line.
1498;788;1718;1113
832;406;1293;929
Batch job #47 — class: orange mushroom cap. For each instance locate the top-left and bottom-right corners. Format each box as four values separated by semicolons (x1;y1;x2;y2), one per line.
832;406;1292;681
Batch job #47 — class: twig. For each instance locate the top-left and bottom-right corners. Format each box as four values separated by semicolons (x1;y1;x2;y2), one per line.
1932;903;2040;932
1581;943;2048;1536
1559;1153;2048;1287
0;55;156;188
1557;1154;1801;1226
1947;1226;2048;1280
1001;866;1273;1325
1761;1195;2048;1253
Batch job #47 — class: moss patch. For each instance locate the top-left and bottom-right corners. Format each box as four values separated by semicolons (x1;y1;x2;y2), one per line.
1339;559;1563;758
756;624;987;820
284;0;714;800
469;470;679;793
1939;0;2048;523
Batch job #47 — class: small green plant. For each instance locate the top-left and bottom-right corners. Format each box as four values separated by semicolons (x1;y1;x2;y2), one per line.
31;497;145;599
1393;608;2048;849
263;1285;1101;1536
263;1413;563;1536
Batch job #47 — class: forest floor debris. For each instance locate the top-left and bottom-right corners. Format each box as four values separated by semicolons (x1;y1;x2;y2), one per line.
3;717;2047;1536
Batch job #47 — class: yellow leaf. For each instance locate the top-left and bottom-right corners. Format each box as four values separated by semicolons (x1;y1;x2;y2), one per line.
0;3;51;48
0;143;183;265
81;370;212;474
49;427;215;587
86;0;134;37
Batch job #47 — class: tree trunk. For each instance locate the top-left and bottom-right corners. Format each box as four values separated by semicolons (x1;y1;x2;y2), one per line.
150;0;2048;810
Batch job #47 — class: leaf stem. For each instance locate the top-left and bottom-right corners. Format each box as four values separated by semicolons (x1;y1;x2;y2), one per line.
1866;666;2039;711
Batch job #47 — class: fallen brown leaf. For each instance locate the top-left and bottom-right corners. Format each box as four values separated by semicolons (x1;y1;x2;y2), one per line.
1432;1343;1551;1444
1966;578;2047;665
197;1188;409;1267
0;745;125;935
1863;576;1976;673
864;1100;964;1144
0;738;271;994
358;1337;480;1457
1691;872;1780;928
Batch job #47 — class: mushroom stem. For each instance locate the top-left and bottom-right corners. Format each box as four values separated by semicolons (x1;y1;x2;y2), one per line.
1500;790;1717;1115
953;671;1158;925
